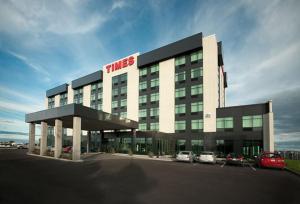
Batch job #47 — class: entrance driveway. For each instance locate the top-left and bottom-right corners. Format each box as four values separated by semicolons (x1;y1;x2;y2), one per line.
1;149;300;204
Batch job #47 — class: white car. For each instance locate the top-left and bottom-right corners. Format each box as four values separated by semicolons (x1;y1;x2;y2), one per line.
198;151;216;164
176;151;195;163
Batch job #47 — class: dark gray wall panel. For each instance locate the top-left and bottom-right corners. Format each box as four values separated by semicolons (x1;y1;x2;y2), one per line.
138;33;202;67
72;70;103;89
46;83;68;97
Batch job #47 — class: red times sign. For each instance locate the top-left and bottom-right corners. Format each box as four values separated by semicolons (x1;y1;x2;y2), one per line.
106;56;135;73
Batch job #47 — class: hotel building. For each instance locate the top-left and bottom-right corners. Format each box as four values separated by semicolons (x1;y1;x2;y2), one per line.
25;33;274;160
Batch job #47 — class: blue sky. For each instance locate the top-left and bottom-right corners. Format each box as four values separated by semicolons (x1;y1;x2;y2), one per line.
0;0;299;145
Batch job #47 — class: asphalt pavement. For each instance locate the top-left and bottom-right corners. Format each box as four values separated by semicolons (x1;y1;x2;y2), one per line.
1;149;300;204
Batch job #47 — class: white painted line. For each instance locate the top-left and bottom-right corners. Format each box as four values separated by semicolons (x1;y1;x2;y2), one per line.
220;162;226;168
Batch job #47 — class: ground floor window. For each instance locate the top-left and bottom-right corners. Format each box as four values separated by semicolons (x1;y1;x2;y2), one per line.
191;139;204;154
242;140;263;158
176;139;186;152
216;140;233;155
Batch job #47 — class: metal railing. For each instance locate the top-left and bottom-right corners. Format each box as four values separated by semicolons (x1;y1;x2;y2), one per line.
279;151;300;160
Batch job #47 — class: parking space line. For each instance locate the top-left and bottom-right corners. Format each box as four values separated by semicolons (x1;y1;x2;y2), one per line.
220;162;226;168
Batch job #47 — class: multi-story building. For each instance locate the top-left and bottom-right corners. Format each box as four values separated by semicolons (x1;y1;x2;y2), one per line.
26;33;274;160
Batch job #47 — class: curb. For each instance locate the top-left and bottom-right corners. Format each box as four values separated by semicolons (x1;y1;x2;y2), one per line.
285;167;300;177
27;153;83;162
112;153;174;162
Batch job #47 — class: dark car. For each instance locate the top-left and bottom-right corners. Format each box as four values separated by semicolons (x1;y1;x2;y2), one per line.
256;152;286;169
226;153;244;166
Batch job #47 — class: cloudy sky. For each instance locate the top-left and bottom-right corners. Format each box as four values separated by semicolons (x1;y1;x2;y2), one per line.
0;0;299;145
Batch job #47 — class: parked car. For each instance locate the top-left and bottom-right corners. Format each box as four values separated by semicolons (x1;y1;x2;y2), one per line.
256;152;286;169
226;153;244;166
198;151;216;164
176;151;195;163
63;146;72;153
17;144;28;149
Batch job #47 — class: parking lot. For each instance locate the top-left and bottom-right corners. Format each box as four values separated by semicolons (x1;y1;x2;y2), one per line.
1;149;300;204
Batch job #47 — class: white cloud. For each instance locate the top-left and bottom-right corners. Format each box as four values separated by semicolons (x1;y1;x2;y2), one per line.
110;0;126;12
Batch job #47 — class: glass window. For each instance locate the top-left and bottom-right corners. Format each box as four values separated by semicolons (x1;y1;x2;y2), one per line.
97;92;102;99
112;88;118;96
120;112;127;118
112;101;118;108
217;117;233;129
120;99;127;107
175;88;186;98
139;109;147;118
150;93;159;102
91;94;96;100
150;123;159;131
139;123;147;131
150;64;159;73
191;119;203;130
191;67;203;78
150;78;159;88
139;68;147;76
139;81;147;90
242;116;253;128
175;121;186;131
97;103;102;110
191;102;203;112
175;71;186;82
120;74;127;83
97;82;102;88
120;86;127;95
191;50;203;62
253;115;263;127
175;56;186;66
150;108;159;117
139;95;147;104
92;84;97;90
191;84;203;95
175;104;186;114
112;76;118;84
243;115;262;128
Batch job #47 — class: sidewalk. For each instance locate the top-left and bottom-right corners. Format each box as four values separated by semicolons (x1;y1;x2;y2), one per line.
112;153;175;162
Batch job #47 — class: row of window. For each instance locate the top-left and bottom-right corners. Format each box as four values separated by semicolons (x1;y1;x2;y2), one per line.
175;120;203;131
139;108;159;118
175;50;203;66
112;73;127;85
112;86;127;96
175;67;203;82
175;85;203;98
139;93;159;104
175;102;203;114
139;78;159;90
112;99;127;108
139;64;159;77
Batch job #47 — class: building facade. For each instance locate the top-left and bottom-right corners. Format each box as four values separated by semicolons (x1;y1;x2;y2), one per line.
26;33;274;159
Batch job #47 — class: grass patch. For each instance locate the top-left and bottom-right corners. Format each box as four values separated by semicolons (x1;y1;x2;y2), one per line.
286;159;300;173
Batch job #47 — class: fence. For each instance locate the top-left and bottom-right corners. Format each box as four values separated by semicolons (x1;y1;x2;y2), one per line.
280;151;300;160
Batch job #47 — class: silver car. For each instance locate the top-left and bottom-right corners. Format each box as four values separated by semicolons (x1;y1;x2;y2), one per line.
176;151;195;163
198;151;216;164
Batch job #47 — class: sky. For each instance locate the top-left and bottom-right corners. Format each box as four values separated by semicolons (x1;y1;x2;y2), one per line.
0;0;299;147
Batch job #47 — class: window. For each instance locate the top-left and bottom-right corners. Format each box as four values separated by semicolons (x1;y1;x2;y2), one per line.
48;97;55;108
175;71;186;82
243;115;263;128
120;112;127;118
191;67;203;78
191;102;203;112
191;119;203;130
150;93;159;102
60;93;67;106
150;64;159;73
120;74;127;83
139;123;147;131
175;104;186;114
175;88;186;98
150;123;159;131
112;88;118;96
120;99;127;107
97;103;102;110
191;50;203;62
139;81;147;90
97;82;102;89
139;109;147;118
150;108;159;117
112;101;118;108
150;78;159;88
91;94;96;101
191;84;203;95
217;117;233;129
175;121;186;131
92;84;97;90
112;76;118;85
120;86;127;95
97;92;102;99
139;68;147;76
175;56;186;66
73;88;83;104
139;95;147;104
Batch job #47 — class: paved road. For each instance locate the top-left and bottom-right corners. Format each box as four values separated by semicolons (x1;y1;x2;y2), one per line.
1;149;300;204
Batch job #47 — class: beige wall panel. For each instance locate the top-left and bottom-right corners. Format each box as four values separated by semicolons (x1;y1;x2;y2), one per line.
67;85;74;104
83;85;91;107
203;35;218;132
263;101;274;152
45;97;48;109
54;95;60;107
159;58;175;133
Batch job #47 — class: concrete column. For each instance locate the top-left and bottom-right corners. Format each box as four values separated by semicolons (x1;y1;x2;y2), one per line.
72;117;81;160
29;123;35;153
40;121;48;156
131;129;136;153
54;119;63;158
87;131;91;153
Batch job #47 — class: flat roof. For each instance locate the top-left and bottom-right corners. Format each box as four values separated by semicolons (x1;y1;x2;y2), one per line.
25;104;138;131
46;83;68;97
71;70;103;89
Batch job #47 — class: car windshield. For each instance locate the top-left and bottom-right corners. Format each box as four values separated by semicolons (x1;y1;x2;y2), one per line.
180;152;190;155
201;152;213;155
264;153;281;158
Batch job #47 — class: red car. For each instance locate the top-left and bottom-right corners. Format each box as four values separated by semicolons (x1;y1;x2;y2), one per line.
226;153;244;166
256;152;286;169
63;146;72;153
